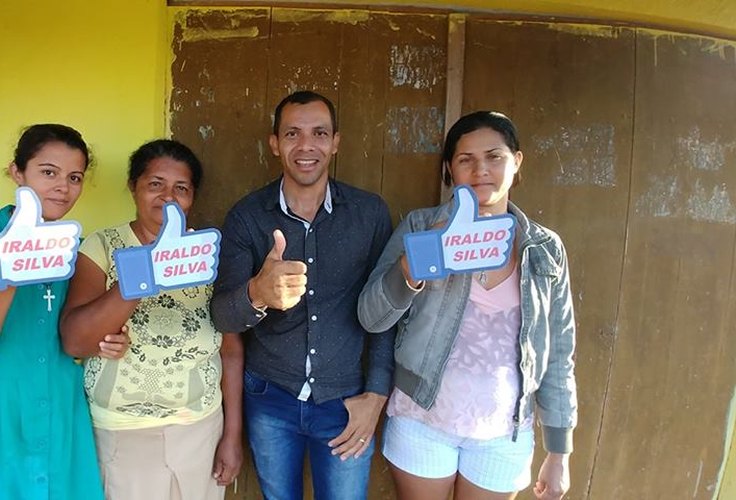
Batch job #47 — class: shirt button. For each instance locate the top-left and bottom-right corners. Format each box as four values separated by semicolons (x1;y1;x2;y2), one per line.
311;315;317;321
37;284;45;290
308;289;315;296
38;439;47;449
309;377;315;383
36;475;47;483
38;318;45;325
38;356;46;364
308;228;314;233
310;348;316;355
39;399;48;408
307;257;314;264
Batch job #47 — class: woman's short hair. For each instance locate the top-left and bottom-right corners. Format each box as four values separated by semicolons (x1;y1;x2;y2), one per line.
128;139;203;190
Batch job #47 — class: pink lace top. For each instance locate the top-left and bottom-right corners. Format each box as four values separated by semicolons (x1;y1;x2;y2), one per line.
387;267;532;439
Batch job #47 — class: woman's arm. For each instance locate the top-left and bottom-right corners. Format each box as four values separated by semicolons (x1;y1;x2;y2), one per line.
358;214;424;333
533;238;576;499
212;332;244;486
536;236;577;453
60;254;139;358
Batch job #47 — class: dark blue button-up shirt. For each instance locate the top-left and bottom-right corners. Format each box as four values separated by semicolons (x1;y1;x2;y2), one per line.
210;178;395;403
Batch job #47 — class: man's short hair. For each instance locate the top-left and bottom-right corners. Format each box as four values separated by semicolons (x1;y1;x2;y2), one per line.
273;91;338;136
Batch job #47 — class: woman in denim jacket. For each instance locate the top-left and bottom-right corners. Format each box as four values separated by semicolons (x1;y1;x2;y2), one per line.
358;111;577;500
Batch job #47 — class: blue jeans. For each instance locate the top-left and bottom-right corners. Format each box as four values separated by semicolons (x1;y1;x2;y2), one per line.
244;370;374;500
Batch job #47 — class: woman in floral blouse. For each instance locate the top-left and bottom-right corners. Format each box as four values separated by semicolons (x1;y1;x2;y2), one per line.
61;140;242;500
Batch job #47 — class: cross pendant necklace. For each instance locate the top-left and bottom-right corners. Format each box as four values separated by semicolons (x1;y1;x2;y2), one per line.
43;284;56;312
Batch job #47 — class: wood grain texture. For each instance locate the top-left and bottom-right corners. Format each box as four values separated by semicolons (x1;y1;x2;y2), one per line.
338;11;446;213
589;31;736;500
170;8;273;229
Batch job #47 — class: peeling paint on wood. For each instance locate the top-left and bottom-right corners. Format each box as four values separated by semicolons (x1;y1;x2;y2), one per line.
640;28;736;63
635;173;681;218
386;106;443;154
675;126;736;172
175;10;265;43
686;179;736;224
636;175;736;224
273;8;370;25
543;22;627;38
636;125;736;223
198;124;214;141
534;124;617;187
389;44;443;89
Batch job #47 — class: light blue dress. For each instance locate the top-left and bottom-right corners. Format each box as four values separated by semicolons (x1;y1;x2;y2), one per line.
0;205;103;500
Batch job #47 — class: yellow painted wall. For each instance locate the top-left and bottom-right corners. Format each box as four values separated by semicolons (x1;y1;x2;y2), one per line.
0;0;167;234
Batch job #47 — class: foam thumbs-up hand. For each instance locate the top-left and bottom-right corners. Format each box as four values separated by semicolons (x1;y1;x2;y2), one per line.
0;187;81;290
114;203;221;300
403;185;516;282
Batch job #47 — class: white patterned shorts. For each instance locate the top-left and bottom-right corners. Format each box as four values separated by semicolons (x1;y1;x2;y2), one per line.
382;415;534;493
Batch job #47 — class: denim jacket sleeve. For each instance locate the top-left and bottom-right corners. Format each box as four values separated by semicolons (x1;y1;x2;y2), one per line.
535;236;578;454
358;211;424;333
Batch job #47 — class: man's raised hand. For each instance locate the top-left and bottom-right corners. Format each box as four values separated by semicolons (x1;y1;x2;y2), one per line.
248;229;307;311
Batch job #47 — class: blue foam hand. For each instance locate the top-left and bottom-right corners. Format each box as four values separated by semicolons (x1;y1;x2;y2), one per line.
114;203;221;300
0;187;81;290
403;185;516;281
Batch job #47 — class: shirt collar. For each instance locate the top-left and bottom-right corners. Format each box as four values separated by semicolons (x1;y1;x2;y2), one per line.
278;178;333;216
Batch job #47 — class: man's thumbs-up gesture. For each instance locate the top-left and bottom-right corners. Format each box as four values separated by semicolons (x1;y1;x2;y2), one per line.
248;229;307;311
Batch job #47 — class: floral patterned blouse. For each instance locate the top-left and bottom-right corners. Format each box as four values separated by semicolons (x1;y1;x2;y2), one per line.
80;223;222;430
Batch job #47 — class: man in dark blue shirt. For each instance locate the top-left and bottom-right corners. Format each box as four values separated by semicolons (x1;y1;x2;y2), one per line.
210;90;395;500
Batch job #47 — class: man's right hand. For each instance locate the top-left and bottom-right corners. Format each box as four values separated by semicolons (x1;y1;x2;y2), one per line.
248;229;307;311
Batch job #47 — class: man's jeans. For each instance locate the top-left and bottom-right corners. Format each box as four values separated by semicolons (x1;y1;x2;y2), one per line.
244;370;374;500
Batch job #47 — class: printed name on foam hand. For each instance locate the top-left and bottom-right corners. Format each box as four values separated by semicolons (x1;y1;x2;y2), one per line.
2;237;74;253
152;243;215;278
444;229;510;262
3;237;75;271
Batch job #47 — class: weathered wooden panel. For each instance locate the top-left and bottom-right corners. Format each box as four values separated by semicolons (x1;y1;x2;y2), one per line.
464;20;635;499
335;13;388;195
590;32;736;499
371;13;446;222
170;8;272;229
338;12;446;210
169;7;736;500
